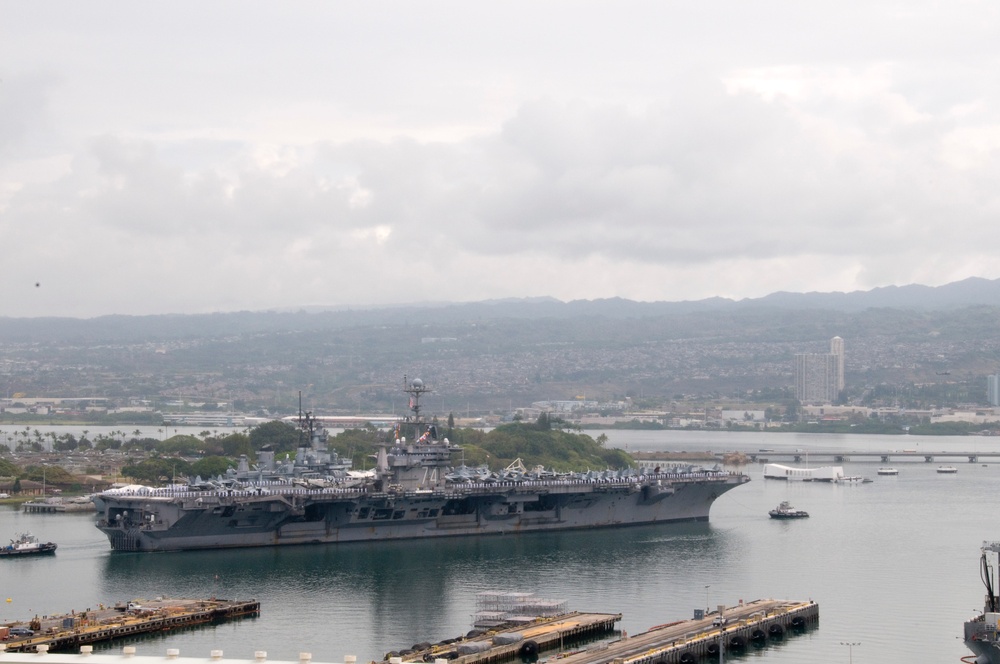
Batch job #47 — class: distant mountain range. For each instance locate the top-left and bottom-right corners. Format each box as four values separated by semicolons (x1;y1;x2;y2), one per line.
749;276;1000;311
418;276;1000;318
4;276;1000;410
3;276;1000;344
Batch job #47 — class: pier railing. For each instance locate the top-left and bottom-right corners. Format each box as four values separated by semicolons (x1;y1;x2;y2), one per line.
0;647;350;664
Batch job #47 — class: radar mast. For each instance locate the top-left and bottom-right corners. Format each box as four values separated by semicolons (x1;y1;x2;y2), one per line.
403;375;430;424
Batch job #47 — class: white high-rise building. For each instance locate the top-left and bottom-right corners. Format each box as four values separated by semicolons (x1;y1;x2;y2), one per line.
830;336;845;392
794;336;845;404
988;374;1000;407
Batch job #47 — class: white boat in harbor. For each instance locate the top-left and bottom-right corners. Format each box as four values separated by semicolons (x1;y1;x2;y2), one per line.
937;466;958;474
836;475;871;484
877;467;899;476
762;463;845;482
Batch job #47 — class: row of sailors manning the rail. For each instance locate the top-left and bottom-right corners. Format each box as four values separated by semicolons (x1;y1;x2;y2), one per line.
100;466;732;497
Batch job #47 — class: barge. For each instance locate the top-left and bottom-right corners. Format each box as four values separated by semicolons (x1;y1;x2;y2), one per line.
0;598;260;653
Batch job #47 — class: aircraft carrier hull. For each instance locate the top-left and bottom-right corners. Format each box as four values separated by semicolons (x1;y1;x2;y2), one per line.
95;473;747;552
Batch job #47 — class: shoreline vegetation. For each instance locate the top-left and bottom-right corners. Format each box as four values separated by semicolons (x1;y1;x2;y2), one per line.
1;415;997;436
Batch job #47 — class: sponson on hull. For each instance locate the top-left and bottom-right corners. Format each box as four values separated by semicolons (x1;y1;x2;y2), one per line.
94;378;750;552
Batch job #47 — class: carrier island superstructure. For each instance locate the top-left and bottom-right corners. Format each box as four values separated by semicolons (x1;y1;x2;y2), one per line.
94;378;749;552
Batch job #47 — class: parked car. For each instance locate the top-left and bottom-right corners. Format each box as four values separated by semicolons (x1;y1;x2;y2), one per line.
9;627;34;637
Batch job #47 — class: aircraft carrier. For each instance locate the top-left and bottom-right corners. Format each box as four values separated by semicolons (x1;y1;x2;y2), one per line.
93;379;749;552
965;541;1000;664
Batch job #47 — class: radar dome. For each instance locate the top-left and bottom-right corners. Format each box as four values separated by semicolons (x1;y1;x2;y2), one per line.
411;378;424;388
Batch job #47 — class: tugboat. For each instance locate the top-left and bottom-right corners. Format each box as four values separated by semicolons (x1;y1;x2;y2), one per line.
964;541;1000;663
0;532;57;557
768;501;809;519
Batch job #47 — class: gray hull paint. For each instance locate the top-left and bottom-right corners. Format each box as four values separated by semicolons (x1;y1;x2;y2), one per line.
96;474;747;552
964;642;1000;664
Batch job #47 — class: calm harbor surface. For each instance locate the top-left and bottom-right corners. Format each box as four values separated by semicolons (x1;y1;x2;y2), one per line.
3;428;999;663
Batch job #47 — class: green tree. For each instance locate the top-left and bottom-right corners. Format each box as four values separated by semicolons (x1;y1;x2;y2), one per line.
0;458;20;476
472;423;632;471
535;412;551;431
121;458;193;485
191;456;236;478
154;435;203;456
54;433;78;452
218;432;254;458
249;421;302;453
783;399;801;422
25;465;74;486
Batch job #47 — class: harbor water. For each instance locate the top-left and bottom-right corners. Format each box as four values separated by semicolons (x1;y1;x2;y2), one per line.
2;429;996;663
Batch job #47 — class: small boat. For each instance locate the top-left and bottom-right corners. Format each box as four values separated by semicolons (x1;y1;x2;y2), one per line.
769;501;809;519
877;467;899;476
0;532;57;557
937;466;958;474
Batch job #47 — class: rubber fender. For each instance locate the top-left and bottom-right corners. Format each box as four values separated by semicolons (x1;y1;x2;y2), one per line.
679;653;696;664
519;640;539;658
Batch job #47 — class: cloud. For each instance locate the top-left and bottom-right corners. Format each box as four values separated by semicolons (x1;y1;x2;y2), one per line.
3;2;1000;317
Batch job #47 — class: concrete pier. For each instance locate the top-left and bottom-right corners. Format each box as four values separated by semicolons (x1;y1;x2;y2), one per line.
21;500;95;513
551;599;817;664
386;612;622;664
394;599;817;664
0;598;260;653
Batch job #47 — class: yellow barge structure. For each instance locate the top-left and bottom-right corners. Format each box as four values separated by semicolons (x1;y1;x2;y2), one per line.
0;598;260;653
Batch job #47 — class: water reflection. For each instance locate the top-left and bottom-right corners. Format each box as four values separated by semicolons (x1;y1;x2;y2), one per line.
96;522;734;659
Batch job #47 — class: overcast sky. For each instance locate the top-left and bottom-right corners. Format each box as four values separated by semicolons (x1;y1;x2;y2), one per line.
2;2;999;318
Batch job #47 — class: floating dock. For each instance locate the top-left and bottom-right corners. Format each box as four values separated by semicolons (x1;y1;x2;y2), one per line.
388;599;817;664
0;598;260;653
385;612;622;663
